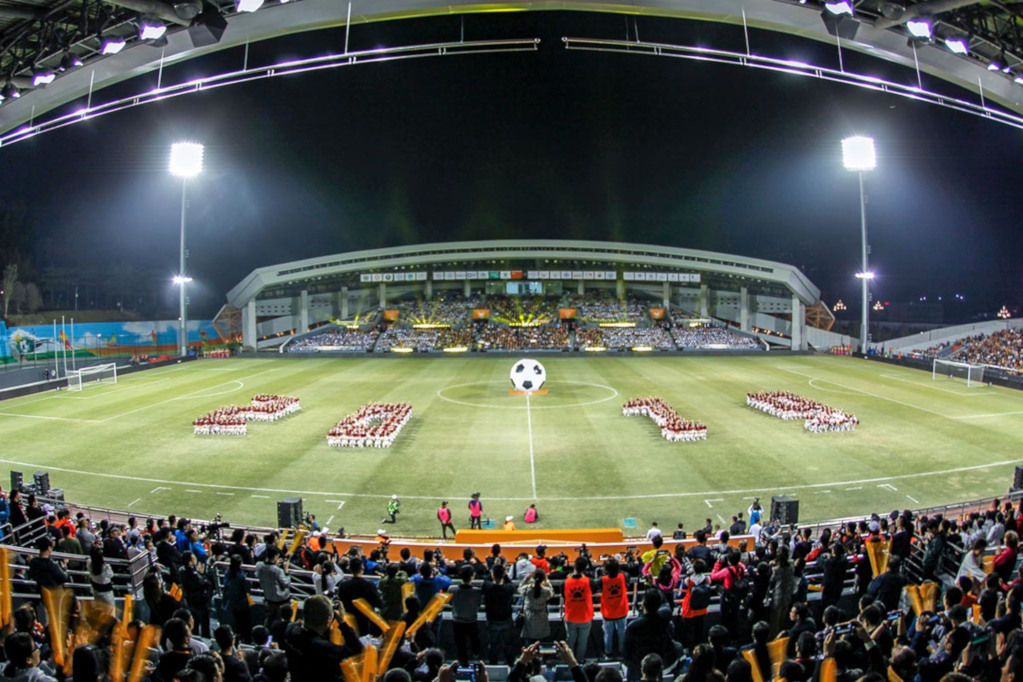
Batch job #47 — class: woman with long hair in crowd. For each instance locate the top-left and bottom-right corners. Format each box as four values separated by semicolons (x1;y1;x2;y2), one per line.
519;569;554;643
88;545;115;607
221;554;252;643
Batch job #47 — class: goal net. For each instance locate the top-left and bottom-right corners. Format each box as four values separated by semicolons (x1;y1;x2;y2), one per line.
932;358;986;387
67;363;118;392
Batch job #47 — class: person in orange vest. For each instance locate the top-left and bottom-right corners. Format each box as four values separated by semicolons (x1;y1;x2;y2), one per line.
503;516;517;532
524;504;539;524
468;493;483;530
437;501;456;539
599;556;630;658
563;556;598;663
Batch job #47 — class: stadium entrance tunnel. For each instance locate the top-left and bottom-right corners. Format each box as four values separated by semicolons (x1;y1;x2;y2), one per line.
437;380;618;410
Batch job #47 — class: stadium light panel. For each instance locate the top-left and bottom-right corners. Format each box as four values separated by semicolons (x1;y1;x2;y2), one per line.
855;271;876;280
988;62;1001;71
32;71;55;86
59;52;84;71
842;136;876;171
169;142;204;178
1;83;20;100
140;18;167;41
906;19;932;39
102;37;126;54
236;0;264;11
172;275;193;284
944;37;968;55
824;1;853;16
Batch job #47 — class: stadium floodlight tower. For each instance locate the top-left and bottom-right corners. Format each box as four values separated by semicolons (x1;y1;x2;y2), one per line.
842;136;876;355
169;142;204;358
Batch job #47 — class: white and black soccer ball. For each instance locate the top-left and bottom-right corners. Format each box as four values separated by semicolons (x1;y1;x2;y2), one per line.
510;358;547;392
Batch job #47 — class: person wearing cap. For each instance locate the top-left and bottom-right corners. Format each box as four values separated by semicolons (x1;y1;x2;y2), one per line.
383;494;401;525
469;492;484;530
437;501;456;539
503;516;517;532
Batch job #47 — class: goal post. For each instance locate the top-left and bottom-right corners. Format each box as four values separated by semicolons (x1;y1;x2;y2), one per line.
67;362;118;392
932;358;986;387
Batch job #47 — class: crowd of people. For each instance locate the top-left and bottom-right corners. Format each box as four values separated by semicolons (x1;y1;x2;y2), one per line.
8;491;1023;682
192;396;301;435
602;327;675;351
401;297;478;326
671;326;763;351
288;330;380;353
577;296;649;323
746;392;859;433
475;323;571;351
952;329;1022;373
326;402;413;448
623;397;708;442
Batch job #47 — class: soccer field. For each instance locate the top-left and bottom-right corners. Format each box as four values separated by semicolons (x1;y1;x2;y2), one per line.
0;354;1020;536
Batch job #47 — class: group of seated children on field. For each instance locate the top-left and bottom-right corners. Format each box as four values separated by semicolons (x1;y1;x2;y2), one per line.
746;391;858;433
192;395;301;435
326;402;412;448
622;396;708;442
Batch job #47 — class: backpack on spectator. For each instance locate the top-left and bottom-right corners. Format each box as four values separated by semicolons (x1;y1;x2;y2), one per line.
723;566;750;610
688;580;713;611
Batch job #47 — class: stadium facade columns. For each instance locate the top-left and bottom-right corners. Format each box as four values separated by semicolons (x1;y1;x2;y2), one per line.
379;283;387;308
616;275;625;300
425;279;433;299
244;300;257;350
464;280;472;297
791;295;805;351
699;284;710;317
740;286;750;332
299;290;310;333
662;281;670;308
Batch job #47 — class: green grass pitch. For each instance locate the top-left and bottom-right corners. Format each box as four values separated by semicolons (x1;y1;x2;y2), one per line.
0;355;1020;536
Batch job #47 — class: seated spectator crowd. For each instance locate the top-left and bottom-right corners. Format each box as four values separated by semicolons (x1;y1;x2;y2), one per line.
288;330;381;353
7;496;1023;682
4;492;1023;682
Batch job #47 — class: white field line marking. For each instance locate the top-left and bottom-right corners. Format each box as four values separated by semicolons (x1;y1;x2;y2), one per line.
878;373;986;397
879;483;898;491
150;487;171;494
436;380;618;411
807;379;860;395
776;367;950;418
185;489;201;494
814;490;832;495
100;366;285;423
326;515;335;526
251;495;270;499
907;495;920;504
0;412;100;423
526;393;537;500
216;492;234;496
63;379;172;400
704;499;724;508
717;514;727;524
952;410;1023;420
126;498;142;507
1;457;1018;503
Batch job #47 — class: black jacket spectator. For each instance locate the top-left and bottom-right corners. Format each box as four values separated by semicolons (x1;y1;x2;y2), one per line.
282;597;363;682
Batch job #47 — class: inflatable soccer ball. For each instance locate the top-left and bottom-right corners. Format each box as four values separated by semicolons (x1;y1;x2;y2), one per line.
510;358;547;392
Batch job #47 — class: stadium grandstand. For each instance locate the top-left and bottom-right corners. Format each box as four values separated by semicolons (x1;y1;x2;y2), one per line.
220;240;842;354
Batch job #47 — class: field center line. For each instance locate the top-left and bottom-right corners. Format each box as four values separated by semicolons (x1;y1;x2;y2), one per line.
527;393;537;501
0;412;101;423
1;456;1019;503
776;367;950;418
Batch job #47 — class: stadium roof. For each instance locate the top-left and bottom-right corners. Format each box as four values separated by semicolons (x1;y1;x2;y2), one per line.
1;0;1022;142
225;239;822;307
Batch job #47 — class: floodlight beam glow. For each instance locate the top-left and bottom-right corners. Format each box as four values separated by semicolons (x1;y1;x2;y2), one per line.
842;136;876;171
169;142;204;177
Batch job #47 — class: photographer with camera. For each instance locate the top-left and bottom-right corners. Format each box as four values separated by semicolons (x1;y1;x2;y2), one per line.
282;595;363;682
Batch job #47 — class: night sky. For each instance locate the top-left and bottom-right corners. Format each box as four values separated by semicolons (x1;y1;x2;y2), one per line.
0;10;1019;319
